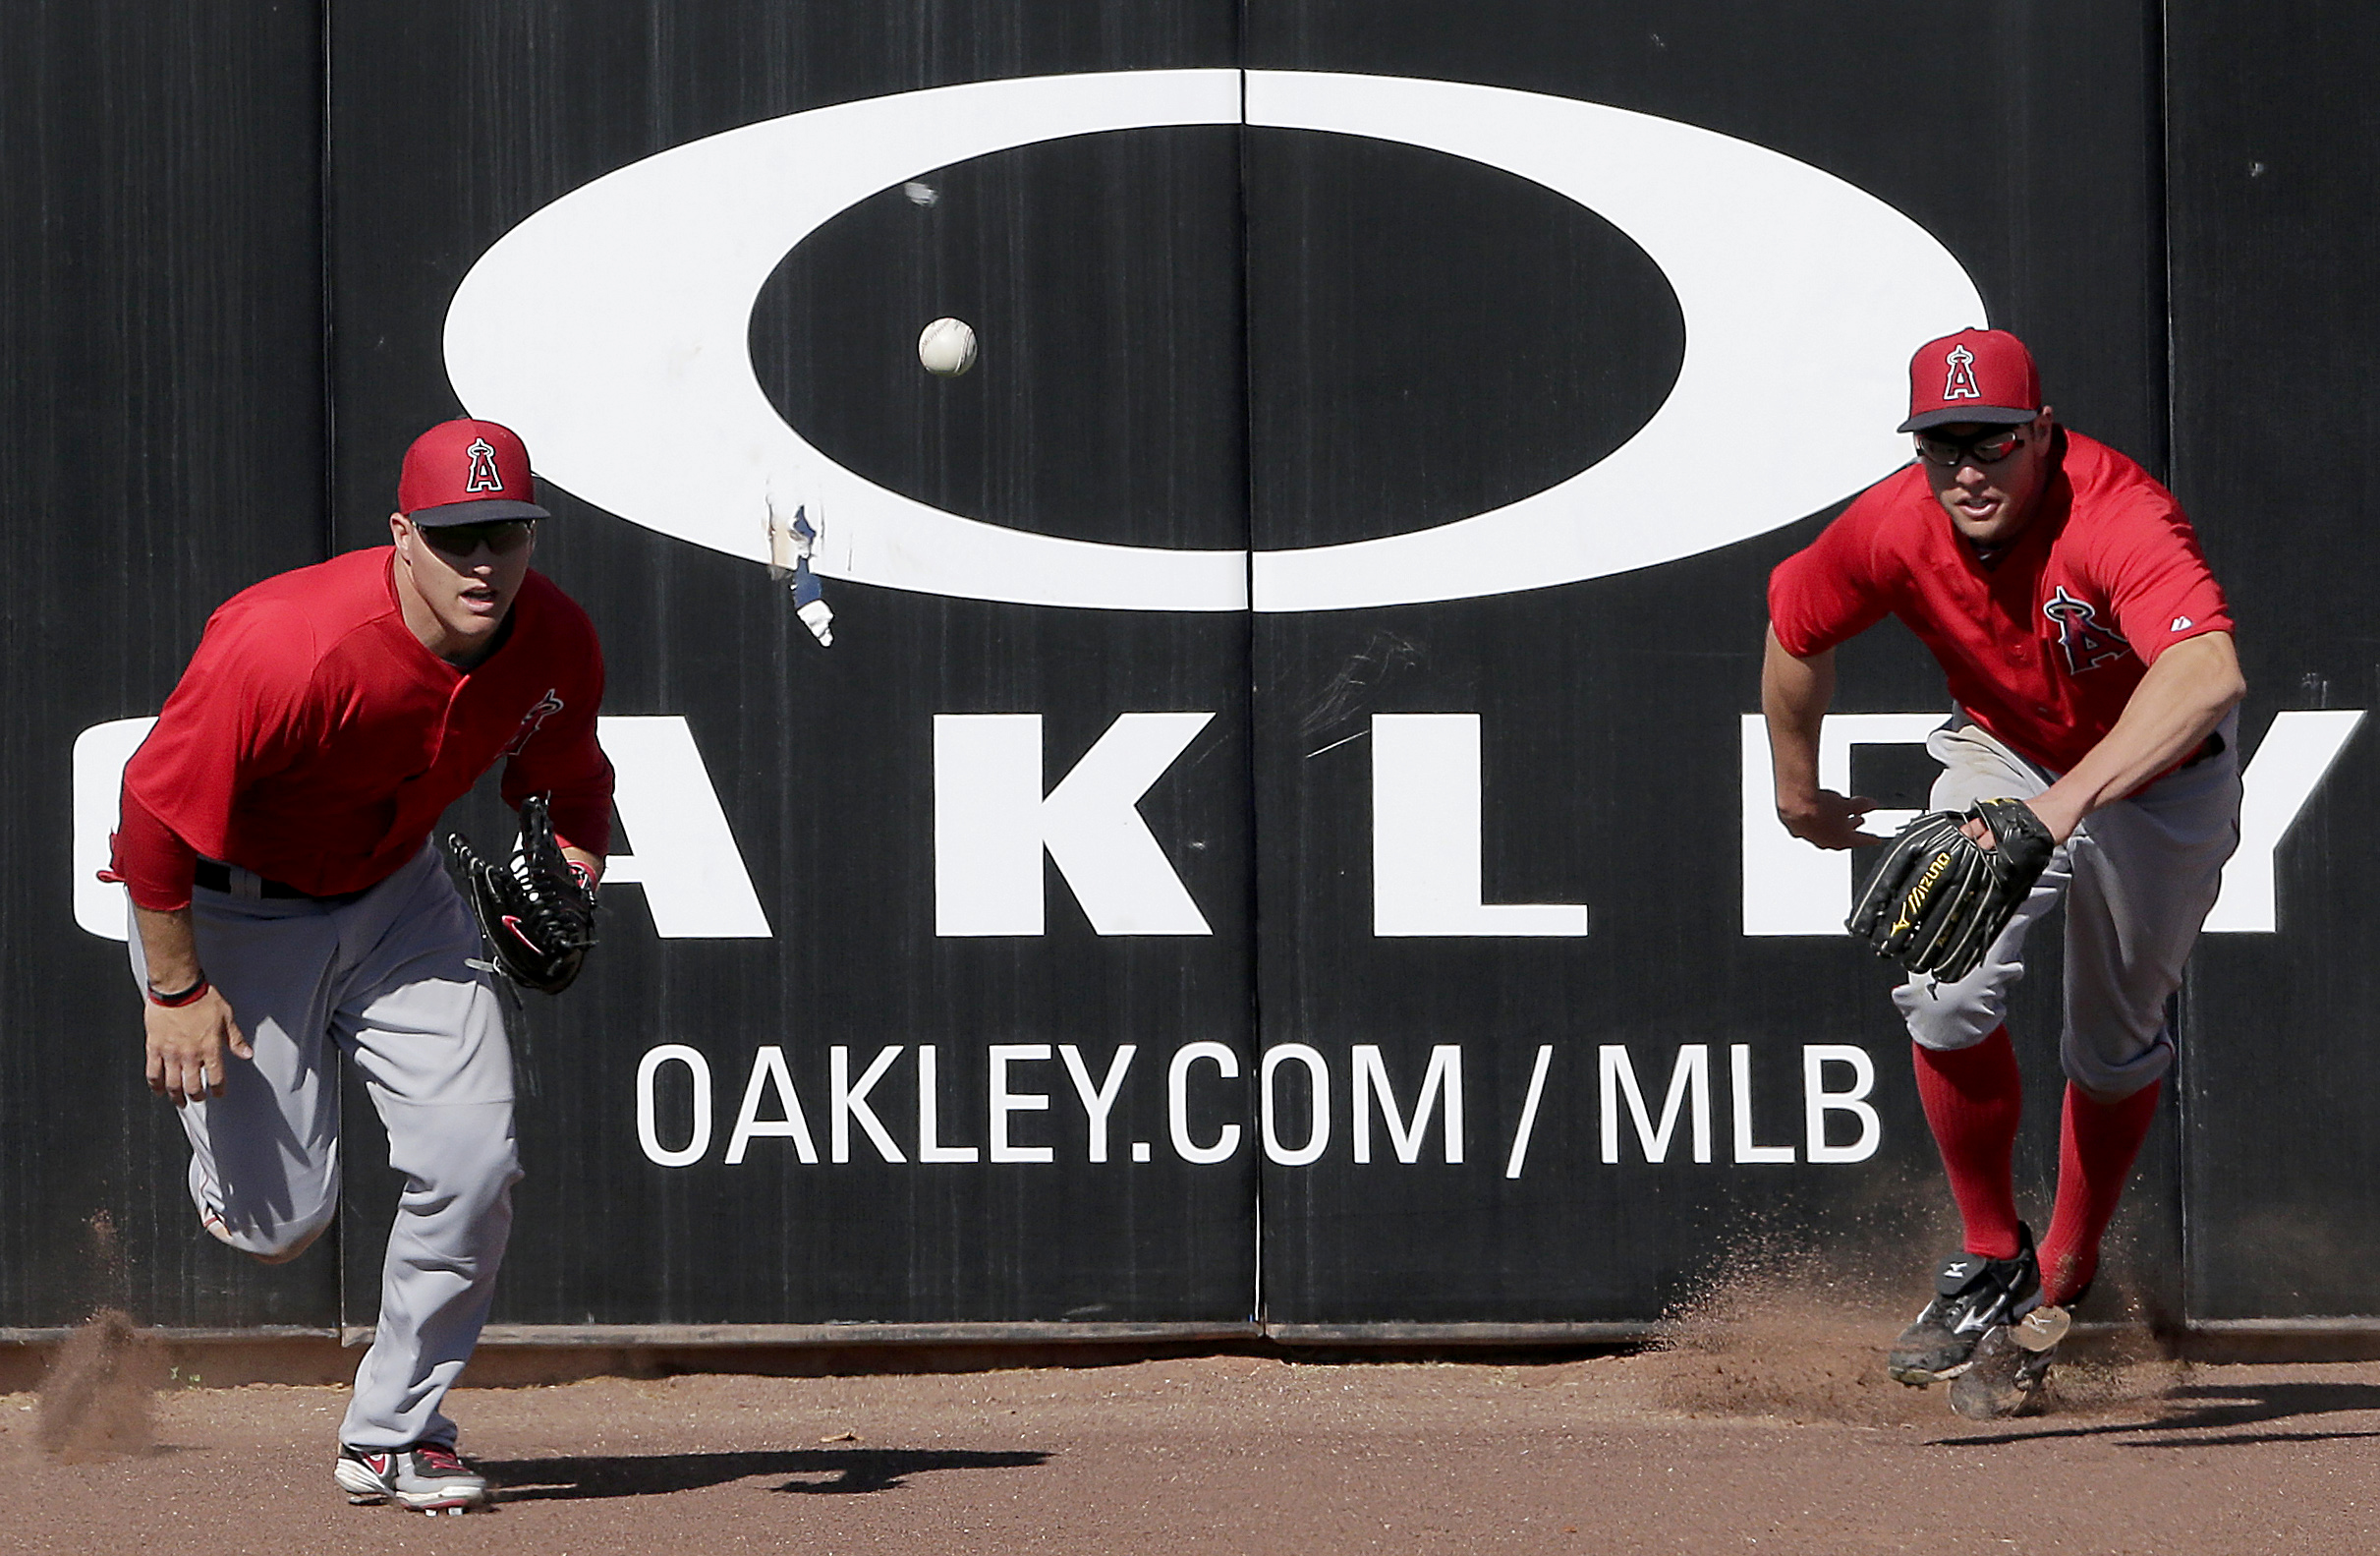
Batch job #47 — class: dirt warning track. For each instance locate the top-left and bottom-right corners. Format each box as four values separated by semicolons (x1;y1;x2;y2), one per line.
9;1345;2380;1556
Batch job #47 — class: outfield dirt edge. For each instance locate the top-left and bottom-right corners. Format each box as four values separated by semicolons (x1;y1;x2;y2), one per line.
6;1320;2380;1394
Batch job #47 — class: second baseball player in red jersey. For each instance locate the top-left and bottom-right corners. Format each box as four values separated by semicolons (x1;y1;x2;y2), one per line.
109;419;613;1511
1763;328;2245;1419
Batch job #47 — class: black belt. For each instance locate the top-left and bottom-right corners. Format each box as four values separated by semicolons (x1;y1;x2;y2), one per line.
194;859;368;903
2184;729;2227;768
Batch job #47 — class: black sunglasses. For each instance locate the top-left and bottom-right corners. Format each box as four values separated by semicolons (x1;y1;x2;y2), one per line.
1914;426;2029;467
416;519;536;558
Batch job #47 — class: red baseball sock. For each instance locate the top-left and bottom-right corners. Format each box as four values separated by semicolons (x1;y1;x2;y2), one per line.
2036;1079;2162;1306
1909;1027;2024;1261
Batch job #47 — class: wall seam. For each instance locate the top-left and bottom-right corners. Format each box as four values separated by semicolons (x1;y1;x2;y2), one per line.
2153;0;2195;1331
1233;26;1267;1331
318;0;350;1340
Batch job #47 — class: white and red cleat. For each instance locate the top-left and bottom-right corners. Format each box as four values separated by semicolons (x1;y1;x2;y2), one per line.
334;1442;490;1512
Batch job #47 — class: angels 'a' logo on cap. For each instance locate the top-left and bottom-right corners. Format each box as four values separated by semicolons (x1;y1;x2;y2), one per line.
1943;343;1982;401
465;436;504;492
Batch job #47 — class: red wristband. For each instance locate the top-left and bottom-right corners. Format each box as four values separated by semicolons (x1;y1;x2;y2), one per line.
147;976;211;1009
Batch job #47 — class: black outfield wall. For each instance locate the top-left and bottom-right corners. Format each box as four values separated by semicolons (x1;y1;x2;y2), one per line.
1;0;2370;1337
2167;0;2380;1323
0;1;335;1331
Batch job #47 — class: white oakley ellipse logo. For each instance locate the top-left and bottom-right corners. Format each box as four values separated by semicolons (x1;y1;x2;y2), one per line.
444;70;1984;612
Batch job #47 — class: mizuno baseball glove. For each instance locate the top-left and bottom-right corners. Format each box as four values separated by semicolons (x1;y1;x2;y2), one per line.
1845;797;2056;984
447;793;597;995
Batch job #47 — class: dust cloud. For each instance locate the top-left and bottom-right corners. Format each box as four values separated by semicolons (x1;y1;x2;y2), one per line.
1636;1236;2187;1428
36;1310;165;1462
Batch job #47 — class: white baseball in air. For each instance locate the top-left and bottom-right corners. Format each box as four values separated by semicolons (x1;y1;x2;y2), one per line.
917;317;978;376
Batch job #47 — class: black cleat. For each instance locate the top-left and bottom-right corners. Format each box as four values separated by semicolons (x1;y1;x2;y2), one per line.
1888;1225;2042;1386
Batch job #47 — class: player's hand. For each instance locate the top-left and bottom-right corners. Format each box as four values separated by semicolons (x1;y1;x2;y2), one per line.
144;988;254;1108
1777;788;1887;850
1962;792;2079;848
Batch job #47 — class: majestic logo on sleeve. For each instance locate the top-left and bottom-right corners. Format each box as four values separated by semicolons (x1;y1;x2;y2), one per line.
1943;344;1981;401
504;689;564;755
465;437;504;492
2043;587;2131;673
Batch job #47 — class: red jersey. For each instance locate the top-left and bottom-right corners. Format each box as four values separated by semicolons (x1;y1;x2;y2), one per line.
116;547;612;906
1768;430;2233;773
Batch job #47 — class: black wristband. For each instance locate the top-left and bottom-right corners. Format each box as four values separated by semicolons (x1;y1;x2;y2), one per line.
146;976;211;1009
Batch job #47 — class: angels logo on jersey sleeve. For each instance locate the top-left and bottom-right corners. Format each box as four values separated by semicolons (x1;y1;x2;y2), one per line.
503;689;564;755
2043;587;2131;674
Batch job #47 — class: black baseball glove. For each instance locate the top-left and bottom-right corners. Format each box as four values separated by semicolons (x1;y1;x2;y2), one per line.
447;793;597;995
1845;796;2056;984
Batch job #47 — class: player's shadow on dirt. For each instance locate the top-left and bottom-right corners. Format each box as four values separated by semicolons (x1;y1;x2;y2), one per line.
480;1447;1048;1501
1932;1380;2380;1448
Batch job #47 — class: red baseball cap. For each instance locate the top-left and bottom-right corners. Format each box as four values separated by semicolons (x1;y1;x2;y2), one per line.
397;418;550;525
1898;328;2042;432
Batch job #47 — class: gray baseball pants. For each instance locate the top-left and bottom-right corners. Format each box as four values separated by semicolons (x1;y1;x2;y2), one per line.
1892;714;2242;1099
127;844;518;1450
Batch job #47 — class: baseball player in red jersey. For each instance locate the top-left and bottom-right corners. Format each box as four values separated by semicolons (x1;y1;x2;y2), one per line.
109;419;612;1509
1763;329;2245;1418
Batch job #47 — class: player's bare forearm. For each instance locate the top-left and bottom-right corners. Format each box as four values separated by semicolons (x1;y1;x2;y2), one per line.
133;902;203;993
1763;626;1832;799
132;903;253;1106
2028;632;2244;842
1762;626;1883;848
561;845;603;886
